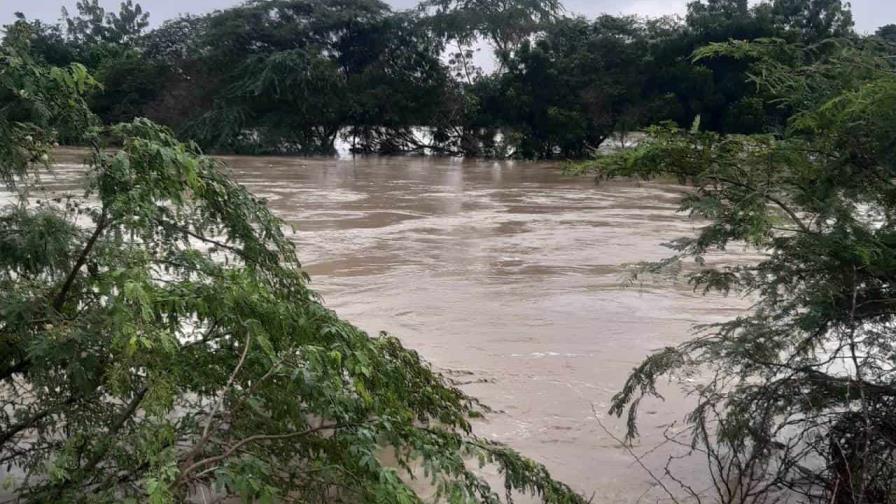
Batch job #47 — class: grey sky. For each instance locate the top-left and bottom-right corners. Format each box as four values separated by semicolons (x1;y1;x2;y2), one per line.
2;0;893;34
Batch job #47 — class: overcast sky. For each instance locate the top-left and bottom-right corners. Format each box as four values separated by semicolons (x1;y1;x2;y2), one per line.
2;0;893;34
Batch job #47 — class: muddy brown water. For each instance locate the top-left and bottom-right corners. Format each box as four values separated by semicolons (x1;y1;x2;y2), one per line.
222;154;753;502
40;151;753;502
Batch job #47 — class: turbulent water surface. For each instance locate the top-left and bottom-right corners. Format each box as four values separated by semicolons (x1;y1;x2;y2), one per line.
49;151;752;501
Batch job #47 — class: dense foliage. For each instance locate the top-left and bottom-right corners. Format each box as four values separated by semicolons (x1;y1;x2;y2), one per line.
0;33;584;503
6;0;866;158
578;38;896;503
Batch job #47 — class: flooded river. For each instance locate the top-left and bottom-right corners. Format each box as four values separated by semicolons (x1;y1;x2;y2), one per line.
41;151;749;501
222;154;749;501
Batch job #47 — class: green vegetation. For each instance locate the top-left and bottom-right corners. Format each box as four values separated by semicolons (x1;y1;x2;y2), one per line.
0;28;583;503
578;37;896;503
5;0;867;158
6;0;896;502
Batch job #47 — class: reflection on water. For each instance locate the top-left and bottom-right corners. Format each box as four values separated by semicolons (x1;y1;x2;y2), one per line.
47;151;752;501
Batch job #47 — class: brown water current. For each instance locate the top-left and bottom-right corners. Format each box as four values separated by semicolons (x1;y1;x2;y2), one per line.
44;151;755;502
223;154;755;502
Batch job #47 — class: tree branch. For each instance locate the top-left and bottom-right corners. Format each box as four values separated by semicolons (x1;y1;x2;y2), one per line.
177;423;341;485
52;210;109;313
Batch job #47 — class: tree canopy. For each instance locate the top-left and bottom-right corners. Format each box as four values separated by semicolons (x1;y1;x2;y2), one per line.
5;0;879;158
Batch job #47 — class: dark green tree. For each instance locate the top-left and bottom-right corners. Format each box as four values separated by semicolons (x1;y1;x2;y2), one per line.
419;0;562;68
4;14;77;67
496;15;653;158
769;0;854;42
62;0;149;46
183;0;451;154
876;24;896;45
676;0;780;133
13;1;158;126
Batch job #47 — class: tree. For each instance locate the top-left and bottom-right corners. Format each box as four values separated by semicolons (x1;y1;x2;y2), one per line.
0;32;584;504
675;0;782;133
8;3;155;126
50;1;155;125
685;0;752;32
133;15;214;130
0;23;95;182
769;0;854;42
658;0;857;135
181;0;451;154
495;15;653;158
419;0;563;68
876;24;896;45
579;38;896;502
62;0;149;46
4;13;77;67
89;53;173;124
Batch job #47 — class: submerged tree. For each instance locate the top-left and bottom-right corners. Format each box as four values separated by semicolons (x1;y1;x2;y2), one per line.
180;0;451;154
579;38;896;503
497;15;655;158
0;34;583;504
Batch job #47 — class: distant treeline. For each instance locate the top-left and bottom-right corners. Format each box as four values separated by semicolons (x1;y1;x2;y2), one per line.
6;0;895;158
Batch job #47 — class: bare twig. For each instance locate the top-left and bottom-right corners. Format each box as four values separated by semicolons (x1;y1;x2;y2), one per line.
591;403;683;504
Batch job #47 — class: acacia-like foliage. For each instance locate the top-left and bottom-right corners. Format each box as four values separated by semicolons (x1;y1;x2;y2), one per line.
576;39;896;503
0;38;583;504
0;27;96;184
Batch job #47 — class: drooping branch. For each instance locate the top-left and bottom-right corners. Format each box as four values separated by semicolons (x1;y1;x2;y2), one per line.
177;423;342;484
48;387;148;496
52;210;109;313
0;404;58;449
